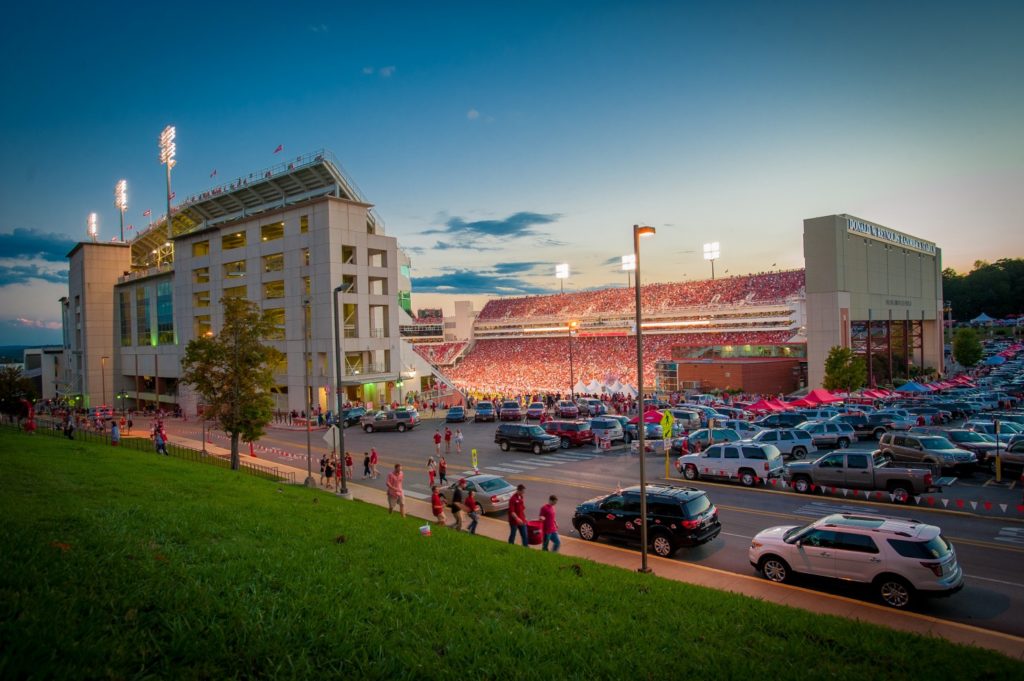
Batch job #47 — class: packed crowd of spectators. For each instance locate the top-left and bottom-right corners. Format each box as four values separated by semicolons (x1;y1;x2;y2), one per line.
446;331;792;393
412;342;469;366
476;270;805;322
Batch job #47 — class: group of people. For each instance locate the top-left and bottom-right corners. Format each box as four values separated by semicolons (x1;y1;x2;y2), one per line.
431;426;464;455
319;451;355;489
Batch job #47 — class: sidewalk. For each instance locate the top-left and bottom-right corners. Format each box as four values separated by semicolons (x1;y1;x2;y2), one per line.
174;433;1024;660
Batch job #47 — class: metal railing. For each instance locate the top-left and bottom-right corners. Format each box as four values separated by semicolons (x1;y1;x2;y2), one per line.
3;421;294;484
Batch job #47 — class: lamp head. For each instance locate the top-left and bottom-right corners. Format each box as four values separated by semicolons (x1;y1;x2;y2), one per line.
555;263;569;279
634;225;656;238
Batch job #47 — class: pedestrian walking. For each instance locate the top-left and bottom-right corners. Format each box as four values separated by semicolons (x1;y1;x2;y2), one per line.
319;454;327;486
444;426;452;453
110;421;121;447
324;456;335;489
465;489;481;534
345;451;354;480
369;447;379;479
438;455;448;485
539;495;560;552
430;485;447;525
154;430;168;456
427;457;437;487
386;463;406;517
454;428;464;454
450;478;468;531
125;415;133;435
433;429;442;455
362;452;371;478
507;484;528;546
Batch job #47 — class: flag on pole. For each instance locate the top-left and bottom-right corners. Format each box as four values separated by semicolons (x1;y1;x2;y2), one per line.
128;224;134;231
210;169;217;177
273;144;283;154
169;192;176;200
143;209;152;217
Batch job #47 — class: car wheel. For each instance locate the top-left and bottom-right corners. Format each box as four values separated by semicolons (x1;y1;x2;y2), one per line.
889;484;911;504
499;440;510;452
532;443;542;455
577;519;597;541
624;432;632;444
397;423;406;432
792;476;812;494
651;532;675;558
363;425;374;433
837;438;850;449
759;556;791;583
739;469;757;487
874;429;887;440
876;575;914;609
683;464;698;481
561;437;570;449
791;446;806;460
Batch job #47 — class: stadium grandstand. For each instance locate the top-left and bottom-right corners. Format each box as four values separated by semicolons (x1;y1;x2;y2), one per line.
427;270;806;394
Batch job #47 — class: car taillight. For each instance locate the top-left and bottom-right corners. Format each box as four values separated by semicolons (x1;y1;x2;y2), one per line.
920;561;943;577
924;473;933;486
681;518;700;529
490;495;500;503
763;462;770;471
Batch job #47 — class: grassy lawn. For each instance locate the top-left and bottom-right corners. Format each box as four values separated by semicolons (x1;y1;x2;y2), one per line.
1;429;1020;679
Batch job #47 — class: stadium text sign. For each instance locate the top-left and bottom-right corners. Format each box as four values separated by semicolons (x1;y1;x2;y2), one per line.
846;218;936;256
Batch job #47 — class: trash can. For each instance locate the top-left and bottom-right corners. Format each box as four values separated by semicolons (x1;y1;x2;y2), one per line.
526;520;544;545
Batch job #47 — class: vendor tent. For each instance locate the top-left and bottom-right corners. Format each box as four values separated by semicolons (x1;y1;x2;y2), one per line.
970;312;994;324
895;381;931;393
748;398;778;413
805;388;841;404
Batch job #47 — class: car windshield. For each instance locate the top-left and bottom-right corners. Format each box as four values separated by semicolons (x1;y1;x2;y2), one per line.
478;402;493;409
527;426;548;436
683;495;712;517
477;478;509;492
502;402;518;409
918;437;955;449
783;522;814;541
1000;422;1023;433
952;431;984;442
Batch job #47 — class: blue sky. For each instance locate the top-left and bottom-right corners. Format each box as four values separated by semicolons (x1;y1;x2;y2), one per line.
1;0;1022;345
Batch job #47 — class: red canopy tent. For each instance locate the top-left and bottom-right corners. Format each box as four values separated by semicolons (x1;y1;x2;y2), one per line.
805;388;841;404
747;398;779;413
629;409;664;424
768;399;792;411
787;398;817;408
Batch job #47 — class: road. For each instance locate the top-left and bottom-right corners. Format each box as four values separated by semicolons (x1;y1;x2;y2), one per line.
162;415;1024;638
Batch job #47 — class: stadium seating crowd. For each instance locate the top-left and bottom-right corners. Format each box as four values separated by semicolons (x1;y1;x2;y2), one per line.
476;270;804;321
412;342;468;366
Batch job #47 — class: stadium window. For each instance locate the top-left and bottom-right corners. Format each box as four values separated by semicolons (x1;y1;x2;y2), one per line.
222;231;247;250
302;248;310;266
303;276;310;296
263;253;284;273
135;287;151;346
342;274;356;293
342;245;356;264
261;221;285;242
223;285;247;299
193;290;210;308
119;291;132;347
264;308;285;340
263;280;285;300
223;260;246;278
192;240;210;257
156;281;175;345
193;266;210;284
300;215;309;234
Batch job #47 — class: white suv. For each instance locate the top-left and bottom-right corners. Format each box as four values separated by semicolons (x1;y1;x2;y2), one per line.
676;442;784;487
750;428;817;460
749;513;964;608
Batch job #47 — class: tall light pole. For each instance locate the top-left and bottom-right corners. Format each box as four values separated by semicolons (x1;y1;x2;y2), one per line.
114;180;127;242
303;299;315;487
622;254;635;288
87;213;98;242
555;262;569;294
568;320;579;399
703;242;720;280
332;284;352;499
633;224;656;574
159;125;176;241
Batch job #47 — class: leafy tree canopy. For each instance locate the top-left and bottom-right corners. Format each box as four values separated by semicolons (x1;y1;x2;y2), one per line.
942;258;1024;322
951;327;983;368
822;346;867;393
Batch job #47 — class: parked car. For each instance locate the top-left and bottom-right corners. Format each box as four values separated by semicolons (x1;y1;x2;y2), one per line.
556;400;580;418
499;400;523;421
905;406;952;425
750;428;817;460
796;421;857;449
873;410;917;431
910;427;998;467
437;474;515;514
670;427;740;455
675;442;784;486
829;413;891;440
445;406;466;423
494;423;561;454
999;439;1024;475
542;420;595;448
526;402;547;420
624;421;664;443
878;432;976;474
721;419;763;438
360;409;421;433
964;420;1016;445
474;401;497;422
340;406;366;427
798;408;841;421
749;513;964;608
666;409;702;434
590;416;626;444
785;450;942;502
572;485;721;558
580;398;609;416
753;412;808;429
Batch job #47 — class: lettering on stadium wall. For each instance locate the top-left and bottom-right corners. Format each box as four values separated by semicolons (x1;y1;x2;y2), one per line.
846;217;937;256
886;299;912;307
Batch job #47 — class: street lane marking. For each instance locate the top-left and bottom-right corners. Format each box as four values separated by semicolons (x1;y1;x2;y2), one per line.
722;532;753;540
965;574;1024;589
995;527;1024;546
515;459;553;466
487;466;525;473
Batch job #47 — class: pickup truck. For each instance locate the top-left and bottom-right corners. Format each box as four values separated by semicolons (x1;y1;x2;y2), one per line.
785;450;949;503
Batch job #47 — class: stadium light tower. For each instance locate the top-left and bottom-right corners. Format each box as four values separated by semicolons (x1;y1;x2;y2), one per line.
114;180;127;242
87;213;98;241
633;223;656;575
703;242;720;280
555;262;570;294
621;253;635;288
159;125;176;240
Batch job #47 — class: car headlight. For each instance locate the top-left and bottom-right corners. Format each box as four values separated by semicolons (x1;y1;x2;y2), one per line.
750;540;763;549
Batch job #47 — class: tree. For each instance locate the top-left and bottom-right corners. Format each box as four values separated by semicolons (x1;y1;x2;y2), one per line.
822;346;867;393
180;298;285;470
951;327;982;368
0;366;36;419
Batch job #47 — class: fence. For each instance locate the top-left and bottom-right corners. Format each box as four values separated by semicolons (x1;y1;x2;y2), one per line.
3;420;295;484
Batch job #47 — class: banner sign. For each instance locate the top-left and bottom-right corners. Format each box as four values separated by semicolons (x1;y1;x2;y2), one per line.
846;217;936;256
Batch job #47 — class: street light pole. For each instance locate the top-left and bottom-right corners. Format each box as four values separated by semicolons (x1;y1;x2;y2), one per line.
100;356;109;408
333;285;352;499
568;320;578;400
634;224;656;574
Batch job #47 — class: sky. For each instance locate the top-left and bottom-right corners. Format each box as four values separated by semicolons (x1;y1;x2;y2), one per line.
1;0;1022;345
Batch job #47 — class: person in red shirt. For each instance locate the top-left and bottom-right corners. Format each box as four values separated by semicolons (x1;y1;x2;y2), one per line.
369;447;379;479
433;429;442;455
444;426;453;453
539;495;560;552
430;485;447;525
507;484;528;546
465;489;481;534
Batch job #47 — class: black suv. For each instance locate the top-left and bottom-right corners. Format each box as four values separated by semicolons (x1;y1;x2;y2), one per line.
494;423;561;454
830;413;893;440
572;484;721;558
753;413;807;429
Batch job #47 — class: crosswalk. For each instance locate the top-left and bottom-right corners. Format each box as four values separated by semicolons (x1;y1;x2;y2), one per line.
791;501;916;521
406;451;610;498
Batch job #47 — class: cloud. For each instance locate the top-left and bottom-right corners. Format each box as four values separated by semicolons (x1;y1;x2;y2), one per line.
362;66;375;75
0;228;77;262
534;237;568;248
423;212;561;240
12;317;62;330
0;263;68;286
404;246;426;255
491;261;547;275
599;256;621;266
466;109;480;120
412;269;551;295
308;24;328;33
432;240;498;251
378;66;396;77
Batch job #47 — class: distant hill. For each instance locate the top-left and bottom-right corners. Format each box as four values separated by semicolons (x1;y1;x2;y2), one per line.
0;346;31;363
